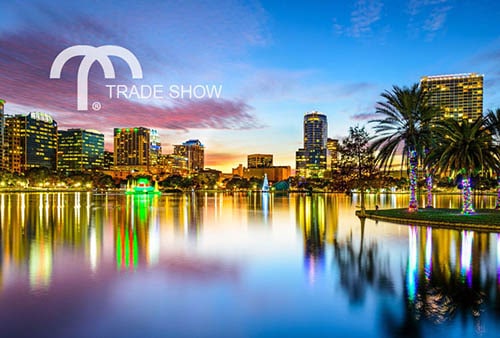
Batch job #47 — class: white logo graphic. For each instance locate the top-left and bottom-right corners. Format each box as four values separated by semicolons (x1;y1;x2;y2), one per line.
50;45;143;111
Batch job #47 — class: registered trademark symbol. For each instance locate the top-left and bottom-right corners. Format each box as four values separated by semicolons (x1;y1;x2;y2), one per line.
92;101;102;111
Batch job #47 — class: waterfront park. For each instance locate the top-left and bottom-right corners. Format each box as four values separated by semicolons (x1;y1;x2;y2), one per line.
356;84;500;230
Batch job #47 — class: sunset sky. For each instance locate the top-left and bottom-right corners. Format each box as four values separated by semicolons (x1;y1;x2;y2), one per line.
1;0;500;172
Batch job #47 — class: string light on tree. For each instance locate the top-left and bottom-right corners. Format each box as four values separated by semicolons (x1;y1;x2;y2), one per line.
426;174;433;208
461;177;475;215
408;150;418;212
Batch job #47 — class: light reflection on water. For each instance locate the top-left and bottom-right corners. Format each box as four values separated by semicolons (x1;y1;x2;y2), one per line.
0;192;499;338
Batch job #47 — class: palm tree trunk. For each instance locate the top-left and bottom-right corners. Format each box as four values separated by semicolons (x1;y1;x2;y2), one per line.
425;172;433;208
408;150;418;212
496;176;500;210
461;176;475;214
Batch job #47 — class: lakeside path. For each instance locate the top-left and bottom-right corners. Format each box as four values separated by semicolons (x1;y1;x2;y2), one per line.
360;208;500;232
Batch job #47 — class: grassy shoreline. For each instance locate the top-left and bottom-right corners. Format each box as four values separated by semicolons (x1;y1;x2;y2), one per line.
361;208;500;231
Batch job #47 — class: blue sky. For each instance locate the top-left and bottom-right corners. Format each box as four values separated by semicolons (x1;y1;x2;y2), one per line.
1;0;500;172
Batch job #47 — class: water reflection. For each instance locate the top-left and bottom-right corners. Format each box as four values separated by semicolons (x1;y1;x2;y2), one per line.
0;193;96;291
399;226;500;334
296;195;328;283
0;192;499;337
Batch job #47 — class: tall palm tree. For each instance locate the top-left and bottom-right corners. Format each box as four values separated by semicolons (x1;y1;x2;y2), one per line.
426;116;500;214
370;84;434;212
485;108;500;209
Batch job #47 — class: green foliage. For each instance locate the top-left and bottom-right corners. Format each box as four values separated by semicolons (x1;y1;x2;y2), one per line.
337;125;379;192
225;177;250;190
370;83;435;171
426;117;500;178
25;167;52;185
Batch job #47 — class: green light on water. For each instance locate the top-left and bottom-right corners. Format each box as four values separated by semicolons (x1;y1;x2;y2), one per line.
133;230;138;269
116;229;122;270
125;229;130;268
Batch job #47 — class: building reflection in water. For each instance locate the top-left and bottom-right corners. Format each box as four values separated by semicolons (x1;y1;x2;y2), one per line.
1;191;500;336
114;194;162;271
295;194;338;284
0;192;99;291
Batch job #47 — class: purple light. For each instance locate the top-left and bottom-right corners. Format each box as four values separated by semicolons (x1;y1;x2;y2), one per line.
461;177;475;215
425;227;432;280
461;230;474;286
497;234;500;286
407;226;418;301
408;150;418;212
426;174;433;208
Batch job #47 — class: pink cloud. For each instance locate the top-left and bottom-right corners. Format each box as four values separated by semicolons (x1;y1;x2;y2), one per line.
350;112;379;121
0;28;259;134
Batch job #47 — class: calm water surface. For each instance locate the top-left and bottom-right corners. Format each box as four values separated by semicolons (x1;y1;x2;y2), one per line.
0;192;499;338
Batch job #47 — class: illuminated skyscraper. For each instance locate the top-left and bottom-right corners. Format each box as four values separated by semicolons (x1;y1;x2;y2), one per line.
296;111;328;177
420;73;483;122
0;99;5;170
4;112;58;173
58;129;104;172
248;154;273;168
326;138;339;170
114;127;150;168
149;129;162;166
174;139;204;173
103;151;114;170
162;154;188;175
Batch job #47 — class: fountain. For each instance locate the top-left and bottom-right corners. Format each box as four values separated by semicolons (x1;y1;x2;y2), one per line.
262;174;269;192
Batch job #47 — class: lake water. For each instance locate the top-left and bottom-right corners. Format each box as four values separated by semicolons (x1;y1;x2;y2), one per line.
0;192;499;338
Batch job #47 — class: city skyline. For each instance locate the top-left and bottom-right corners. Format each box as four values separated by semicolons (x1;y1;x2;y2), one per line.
1;1;500;172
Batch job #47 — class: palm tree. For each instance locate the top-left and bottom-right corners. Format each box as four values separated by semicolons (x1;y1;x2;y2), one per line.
485;108;500;209
370;84;434;212
426;117;500;214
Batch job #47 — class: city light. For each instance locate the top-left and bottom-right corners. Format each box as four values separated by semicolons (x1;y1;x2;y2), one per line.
461;231;474;286
426;174;433;208
408;150;418;212
407;226;418;302
461;177;475;215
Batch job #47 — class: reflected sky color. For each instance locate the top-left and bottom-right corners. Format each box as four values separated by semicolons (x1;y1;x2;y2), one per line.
0;192;499;337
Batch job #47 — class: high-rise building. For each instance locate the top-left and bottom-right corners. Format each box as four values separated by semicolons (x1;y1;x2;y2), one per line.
303;111;327;149
4;112;58;173
174;139;204;173
326;138;339;170
248;154;273;168
58;129;104;172
103;151;114;170
0;99;5;171
420;73;483;122
296;111;328;177
114;127;150;168
162;154;188;175
149;129;162;166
